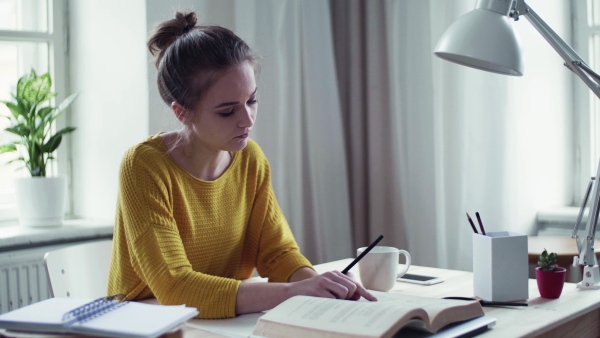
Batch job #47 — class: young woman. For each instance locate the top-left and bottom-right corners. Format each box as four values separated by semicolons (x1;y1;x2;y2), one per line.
107;11;375;319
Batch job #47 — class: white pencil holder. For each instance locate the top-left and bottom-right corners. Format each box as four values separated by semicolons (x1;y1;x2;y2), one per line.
473;231;529;302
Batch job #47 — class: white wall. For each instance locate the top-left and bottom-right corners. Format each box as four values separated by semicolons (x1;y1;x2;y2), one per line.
68;1;149;221
67;0;243;222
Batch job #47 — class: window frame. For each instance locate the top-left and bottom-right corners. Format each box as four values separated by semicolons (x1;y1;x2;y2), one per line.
572;1;600;205
0;0;71;222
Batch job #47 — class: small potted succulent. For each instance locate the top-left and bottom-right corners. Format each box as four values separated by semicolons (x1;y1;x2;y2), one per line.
0;69;78;227
535;249;567;299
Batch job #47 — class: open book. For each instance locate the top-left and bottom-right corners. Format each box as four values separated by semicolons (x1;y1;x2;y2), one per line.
252;292;485;338
0;296;198;338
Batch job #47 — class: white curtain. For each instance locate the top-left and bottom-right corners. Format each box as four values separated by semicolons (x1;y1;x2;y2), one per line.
330;0;571;270
230;0;353;264
398;0;571;270
183;0;572;270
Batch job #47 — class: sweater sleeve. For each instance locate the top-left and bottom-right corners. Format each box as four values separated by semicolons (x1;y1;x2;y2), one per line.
248;150;313;282
118;148;240;319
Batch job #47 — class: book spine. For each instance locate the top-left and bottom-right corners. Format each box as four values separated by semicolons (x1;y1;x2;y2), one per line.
62;294;128;325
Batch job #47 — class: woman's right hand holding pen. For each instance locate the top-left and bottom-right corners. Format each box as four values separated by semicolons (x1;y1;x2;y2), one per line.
288;270;377;301
237;234;384;315
236;269;376;315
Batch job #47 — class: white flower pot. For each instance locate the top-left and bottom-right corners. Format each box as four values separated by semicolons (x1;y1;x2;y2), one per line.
15;176;68;227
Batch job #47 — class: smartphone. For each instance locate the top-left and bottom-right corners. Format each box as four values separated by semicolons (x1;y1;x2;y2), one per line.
397;273;444;285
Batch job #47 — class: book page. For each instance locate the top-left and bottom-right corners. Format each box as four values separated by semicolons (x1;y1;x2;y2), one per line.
417;298;483;332
372;292;484;332
252;296;428;338
187;312;265;338
0;298;92;333
71;302;198;338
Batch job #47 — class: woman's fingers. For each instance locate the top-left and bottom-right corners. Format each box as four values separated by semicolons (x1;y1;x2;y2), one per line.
355;285;378;301
319;271;377;301
344;275;377;301
291;271;378;301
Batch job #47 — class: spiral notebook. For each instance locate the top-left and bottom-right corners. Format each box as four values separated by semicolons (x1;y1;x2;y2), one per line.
0;295;198;338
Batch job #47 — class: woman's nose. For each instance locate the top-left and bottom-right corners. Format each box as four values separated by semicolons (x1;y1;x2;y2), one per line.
238;107;255;128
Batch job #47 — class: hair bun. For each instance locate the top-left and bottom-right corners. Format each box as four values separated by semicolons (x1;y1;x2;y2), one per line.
177;12;197;34
148;11;198;67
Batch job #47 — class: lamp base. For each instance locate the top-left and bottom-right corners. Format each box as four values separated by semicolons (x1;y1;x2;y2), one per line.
577;265;600;289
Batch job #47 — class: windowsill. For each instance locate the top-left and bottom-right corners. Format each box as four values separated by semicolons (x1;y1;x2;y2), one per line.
536;206;591;236
0;208;581;249
537;206;580;224
0;218;114;252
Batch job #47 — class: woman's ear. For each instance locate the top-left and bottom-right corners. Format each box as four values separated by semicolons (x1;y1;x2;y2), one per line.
171;102;189;124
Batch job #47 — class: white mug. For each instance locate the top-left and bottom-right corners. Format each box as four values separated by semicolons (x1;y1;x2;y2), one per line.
357;246;411;292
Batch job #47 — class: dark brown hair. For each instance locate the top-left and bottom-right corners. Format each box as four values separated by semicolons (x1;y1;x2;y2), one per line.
148;11;260;110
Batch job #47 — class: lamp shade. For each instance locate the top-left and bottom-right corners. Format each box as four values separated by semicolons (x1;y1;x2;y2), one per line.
434;9;523;76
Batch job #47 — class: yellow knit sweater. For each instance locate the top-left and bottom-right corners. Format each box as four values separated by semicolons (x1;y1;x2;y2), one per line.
107;134;312;318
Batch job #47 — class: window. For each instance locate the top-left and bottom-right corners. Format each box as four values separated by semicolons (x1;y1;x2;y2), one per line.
571;1;600;204
0;0;68;221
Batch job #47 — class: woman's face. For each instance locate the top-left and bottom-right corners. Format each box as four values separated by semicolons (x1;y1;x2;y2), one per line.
189;61;257;153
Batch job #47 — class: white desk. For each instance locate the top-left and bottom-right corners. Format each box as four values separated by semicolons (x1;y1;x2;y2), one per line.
183;258;600;338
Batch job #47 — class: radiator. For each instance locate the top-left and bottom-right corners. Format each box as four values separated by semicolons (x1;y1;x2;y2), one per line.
0;260;50;314
0;244;62;314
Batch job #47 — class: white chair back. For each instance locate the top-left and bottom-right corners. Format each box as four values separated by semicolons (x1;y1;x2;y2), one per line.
44;239;113;298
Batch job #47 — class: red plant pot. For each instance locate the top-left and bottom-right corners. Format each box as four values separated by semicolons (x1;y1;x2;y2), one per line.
535;266;567;299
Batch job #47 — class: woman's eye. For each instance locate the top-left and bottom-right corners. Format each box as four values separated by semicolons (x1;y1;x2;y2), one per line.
219;109;235;117
248;98;258;105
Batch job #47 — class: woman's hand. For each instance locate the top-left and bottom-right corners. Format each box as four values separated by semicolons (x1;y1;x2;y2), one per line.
288;270;377;301
236;270;376;315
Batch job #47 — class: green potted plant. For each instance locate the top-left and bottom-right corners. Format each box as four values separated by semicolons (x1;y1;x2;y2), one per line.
535;248;567;299
0;69;78;227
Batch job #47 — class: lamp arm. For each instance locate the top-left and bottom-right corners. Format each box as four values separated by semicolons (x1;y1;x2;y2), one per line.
572;174;600;266
518;1;600;101
574;61;600;83
516;1;600;266
572;177;593;239
580;161;600;266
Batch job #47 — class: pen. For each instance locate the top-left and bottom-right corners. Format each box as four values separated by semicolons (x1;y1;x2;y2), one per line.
342;235;384;274
475;212;486;236
466;213;478;234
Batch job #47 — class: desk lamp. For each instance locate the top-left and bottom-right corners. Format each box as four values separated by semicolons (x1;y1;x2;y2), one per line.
434;0;600;289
